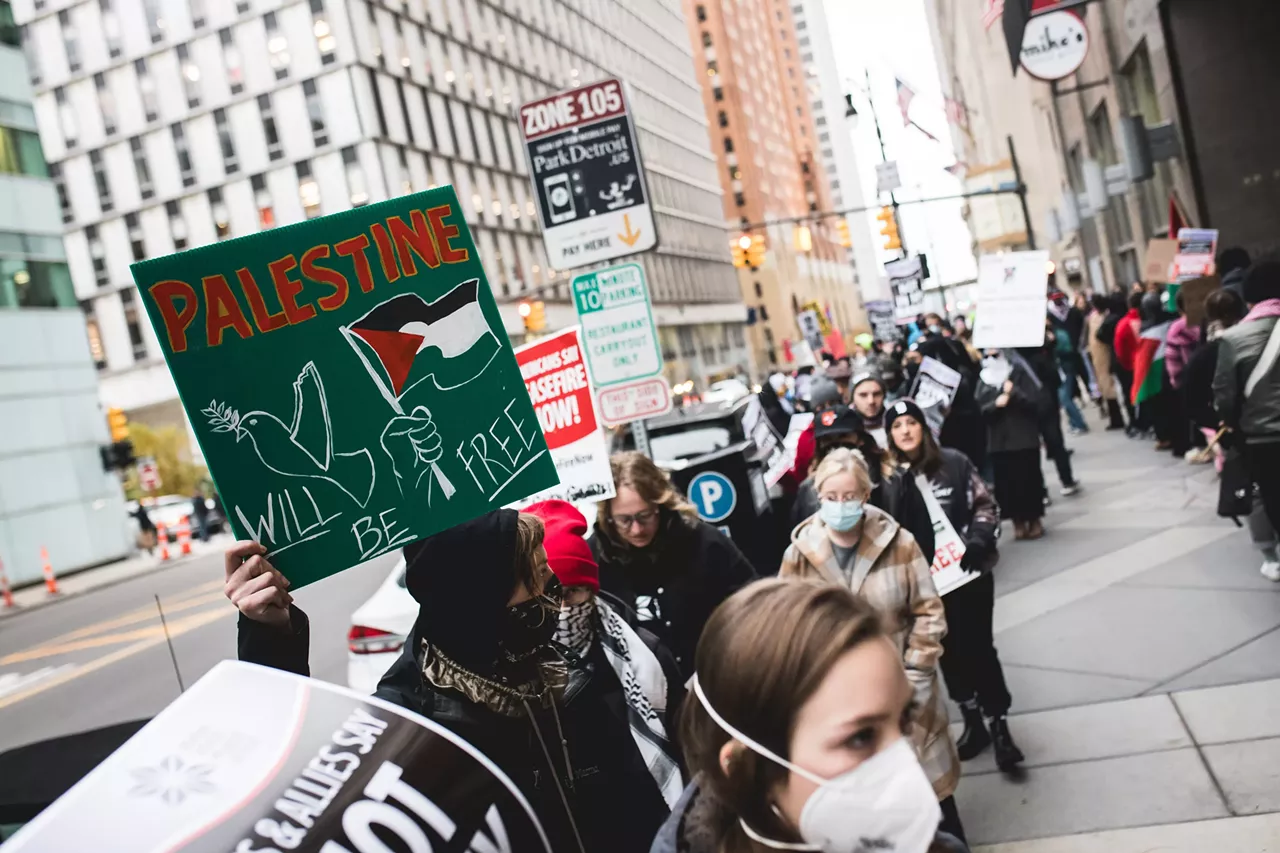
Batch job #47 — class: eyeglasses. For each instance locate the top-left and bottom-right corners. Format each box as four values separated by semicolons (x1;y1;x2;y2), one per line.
610;509;657;530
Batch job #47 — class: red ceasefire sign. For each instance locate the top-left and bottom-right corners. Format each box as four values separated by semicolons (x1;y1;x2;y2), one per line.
517;328;597;450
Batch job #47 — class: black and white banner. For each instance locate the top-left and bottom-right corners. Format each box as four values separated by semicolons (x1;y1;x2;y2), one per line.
4;662;551;853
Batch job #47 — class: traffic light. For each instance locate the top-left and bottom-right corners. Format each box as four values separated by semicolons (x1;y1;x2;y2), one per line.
519;299;546;332
746;234;766;269
877;206;901;251
107;407;129;441
837;219;852;249
731;233;751;268
793;224;813;253
99;439;136;472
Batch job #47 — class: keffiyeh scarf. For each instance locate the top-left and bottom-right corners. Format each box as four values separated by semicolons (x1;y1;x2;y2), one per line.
556;599;684;807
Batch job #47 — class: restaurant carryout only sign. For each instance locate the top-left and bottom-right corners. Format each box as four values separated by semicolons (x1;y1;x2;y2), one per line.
519;78;658;270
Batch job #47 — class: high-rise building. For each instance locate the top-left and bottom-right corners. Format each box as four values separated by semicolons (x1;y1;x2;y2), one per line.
1;0;131;583
11;0;751;441
790;0;885;302
684;0;866;371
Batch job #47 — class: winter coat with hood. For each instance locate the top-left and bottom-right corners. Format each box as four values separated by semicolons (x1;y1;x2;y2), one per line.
1214;300;1280;441
593;509;757;681
649;776;971;853
779;505;960;800
237;510;669;853
975;360;1043;454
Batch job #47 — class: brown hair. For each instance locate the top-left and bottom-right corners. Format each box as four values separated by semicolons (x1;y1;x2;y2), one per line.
887;415;944;476
597;451;698;541
681;578;887;851
513;512;547;597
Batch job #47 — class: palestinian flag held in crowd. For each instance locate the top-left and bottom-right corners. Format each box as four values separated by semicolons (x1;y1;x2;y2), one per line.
1132;317;1174;407
342;278;501;403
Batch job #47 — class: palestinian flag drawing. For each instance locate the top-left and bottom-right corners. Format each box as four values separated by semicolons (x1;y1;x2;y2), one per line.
1132;319;1173;407
341;278;501;406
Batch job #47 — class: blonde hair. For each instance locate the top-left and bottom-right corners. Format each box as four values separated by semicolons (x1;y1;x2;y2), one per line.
812;446;872;498
598;451;698;539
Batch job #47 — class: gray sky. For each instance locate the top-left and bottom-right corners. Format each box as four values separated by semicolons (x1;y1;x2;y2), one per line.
823;0;980;292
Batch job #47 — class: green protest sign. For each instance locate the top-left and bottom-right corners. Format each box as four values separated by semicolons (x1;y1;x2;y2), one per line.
131;187;558;586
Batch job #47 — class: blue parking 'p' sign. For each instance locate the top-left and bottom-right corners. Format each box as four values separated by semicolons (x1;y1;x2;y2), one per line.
688;471;736;523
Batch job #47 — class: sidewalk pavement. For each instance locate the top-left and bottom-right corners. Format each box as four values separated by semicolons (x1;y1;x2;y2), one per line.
0;534;231;619
958;414;1280;850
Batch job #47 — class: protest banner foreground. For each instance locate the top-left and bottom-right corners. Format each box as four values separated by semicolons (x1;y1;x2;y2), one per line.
2;661;552;853
513;327;616;505
131;188;557;585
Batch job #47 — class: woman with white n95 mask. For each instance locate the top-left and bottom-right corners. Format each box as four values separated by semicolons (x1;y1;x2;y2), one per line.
649;579;968;853
778;449;964;844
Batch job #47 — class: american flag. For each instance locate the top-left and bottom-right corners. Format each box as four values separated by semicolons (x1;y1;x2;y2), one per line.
944;96;968;126
895;78;916;127
982;0;1004;29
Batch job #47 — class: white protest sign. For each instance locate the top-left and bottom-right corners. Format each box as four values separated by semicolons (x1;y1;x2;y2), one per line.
915;473;980;597
972;250;1050;349
911;356;963;440
514;327;616;505
3;661;553;853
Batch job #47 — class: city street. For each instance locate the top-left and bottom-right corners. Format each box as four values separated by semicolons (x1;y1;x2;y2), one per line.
0;549;397;754
4;419;1280;849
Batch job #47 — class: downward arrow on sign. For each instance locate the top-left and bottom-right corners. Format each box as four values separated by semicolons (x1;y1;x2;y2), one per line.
617;213;642;247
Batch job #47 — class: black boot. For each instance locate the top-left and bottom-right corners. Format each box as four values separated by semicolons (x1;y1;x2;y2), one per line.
1106;398;1125;430
989;716;1025;771
955;701;990;761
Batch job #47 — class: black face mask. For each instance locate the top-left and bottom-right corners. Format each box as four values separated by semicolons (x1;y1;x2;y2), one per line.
498;575;561;663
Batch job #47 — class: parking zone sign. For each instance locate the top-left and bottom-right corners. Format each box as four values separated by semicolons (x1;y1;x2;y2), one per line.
519;78;658;270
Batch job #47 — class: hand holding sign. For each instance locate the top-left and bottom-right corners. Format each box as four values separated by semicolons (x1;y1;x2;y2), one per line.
224;540;292;627
381;405;456;503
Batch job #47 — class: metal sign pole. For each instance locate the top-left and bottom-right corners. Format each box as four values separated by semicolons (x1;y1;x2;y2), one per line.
632;418;652;458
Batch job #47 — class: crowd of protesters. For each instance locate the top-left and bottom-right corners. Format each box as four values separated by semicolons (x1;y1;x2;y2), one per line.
217;252;1280;852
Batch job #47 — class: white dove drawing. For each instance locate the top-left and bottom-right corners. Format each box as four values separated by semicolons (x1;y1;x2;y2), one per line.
204;362;376;509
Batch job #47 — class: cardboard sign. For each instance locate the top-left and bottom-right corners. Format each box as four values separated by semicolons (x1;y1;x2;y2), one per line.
1179;274;1221;328
131;187;558;586
519;78;657;270
914;474;980;597
1143;238;1178;285
886;256;926;322
971;250;1050;349
514;328;616;505
3;661;552;852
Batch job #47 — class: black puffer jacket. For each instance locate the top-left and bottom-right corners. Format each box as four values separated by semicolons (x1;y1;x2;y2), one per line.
593;510;757;680
238;511;670;853
976;363;1043;453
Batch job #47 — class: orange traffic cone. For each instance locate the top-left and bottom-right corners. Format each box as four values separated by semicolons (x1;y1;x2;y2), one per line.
178;515;192;556
157;525;170;561
40;547;59;596
0;556;13;609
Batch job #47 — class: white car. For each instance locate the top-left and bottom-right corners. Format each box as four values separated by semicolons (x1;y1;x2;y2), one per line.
347;557;416;693
701;378;752;405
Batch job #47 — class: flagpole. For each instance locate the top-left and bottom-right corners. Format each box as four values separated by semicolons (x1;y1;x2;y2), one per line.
866;68;908;257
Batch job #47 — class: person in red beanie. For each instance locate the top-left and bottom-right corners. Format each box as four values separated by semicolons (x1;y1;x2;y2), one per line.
525;499;687;814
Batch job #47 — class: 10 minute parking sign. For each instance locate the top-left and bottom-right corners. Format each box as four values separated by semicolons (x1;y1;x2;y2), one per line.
519;78;658;270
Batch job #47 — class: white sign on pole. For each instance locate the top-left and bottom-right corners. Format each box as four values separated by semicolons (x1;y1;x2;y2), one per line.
797;310;824;351
1020;10;1090;81
971;250;1051;349
572;262;672;425
876;160;902;195
519;78;657;270
514;327;616;505
137;456;161;492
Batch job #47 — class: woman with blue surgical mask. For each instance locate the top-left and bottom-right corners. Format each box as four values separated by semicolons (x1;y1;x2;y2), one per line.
778;448;963;844
650;578;967;853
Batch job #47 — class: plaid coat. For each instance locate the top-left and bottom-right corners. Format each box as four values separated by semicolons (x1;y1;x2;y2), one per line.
779;505;961;800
